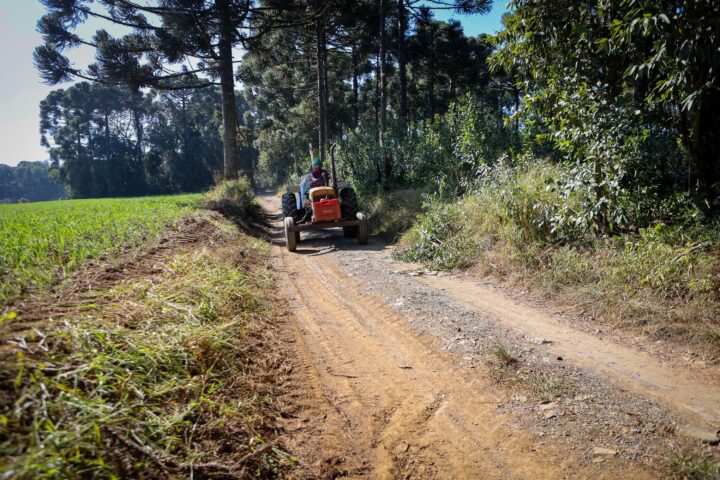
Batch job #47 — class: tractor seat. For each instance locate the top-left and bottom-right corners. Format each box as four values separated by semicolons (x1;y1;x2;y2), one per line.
308;186;336;202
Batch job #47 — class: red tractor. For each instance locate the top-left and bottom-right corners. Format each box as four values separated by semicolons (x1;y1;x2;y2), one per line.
281;145;368;252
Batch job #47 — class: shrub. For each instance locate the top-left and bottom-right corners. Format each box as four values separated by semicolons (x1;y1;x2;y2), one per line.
204;177;265;229
397;158;720;344
336;94;515;198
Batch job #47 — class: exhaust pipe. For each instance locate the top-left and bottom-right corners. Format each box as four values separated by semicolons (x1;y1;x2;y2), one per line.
330;143;338;192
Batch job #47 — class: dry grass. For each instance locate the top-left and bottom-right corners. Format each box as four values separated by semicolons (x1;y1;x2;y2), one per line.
366;188;427;241
668;451;720;480
396;163;720;353
0;213;294;479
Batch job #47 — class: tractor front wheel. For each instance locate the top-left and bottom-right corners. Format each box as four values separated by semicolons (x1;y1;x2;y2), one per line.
282;192;301;223
284;217;297;252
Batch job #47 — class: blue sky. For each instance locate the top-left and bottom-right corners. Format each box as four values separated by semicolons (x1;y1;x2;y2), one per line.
0;0;507;167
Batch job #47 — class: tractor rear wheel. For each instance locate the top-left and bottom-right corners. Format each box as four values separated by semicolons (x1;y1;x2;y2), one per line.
284;217;297;252
340;187;359;238
282;192;299;221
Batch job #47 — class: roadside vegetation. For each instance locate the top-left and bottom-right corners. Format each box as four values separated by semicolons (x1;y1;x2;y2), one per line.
205;177;266;232
0;181;293;478
1;216;289;478
365;188;426;240
0;194;202;306
395;157;720;348
327;90;720;349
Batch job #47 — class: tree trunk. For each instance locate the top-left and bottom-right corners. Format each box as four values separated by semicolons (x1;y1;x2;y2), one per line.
397;0;407;120
374;54;382;182
379;0;386;138
323;27;330;150
316;14;327;164
374;54;380;141
426;24;437;120
352;45;359;129
693;89;720;206
594;156;606;233
510;71;520;133
104;109;111;163
427;63;435;119
181;93;188;166
217;0;240;181
379;0;392;181
132;102;143;167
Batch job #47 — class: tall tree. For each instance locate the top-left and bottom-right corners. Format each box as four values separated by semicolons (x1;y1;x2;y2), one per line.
397;0;408;119
40;81;254;197
34;0;281;182
611;0;720;204
493;0;720;211
395;0;491;121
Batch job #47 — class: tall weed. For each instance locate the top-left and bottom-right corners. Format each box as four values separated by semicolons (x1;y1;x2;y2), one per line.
397;159;720;343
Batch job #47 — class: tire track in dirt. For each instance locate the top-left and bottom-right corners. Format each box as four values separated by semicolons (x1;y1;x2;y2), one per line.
417;273;720;435
264;195;657;479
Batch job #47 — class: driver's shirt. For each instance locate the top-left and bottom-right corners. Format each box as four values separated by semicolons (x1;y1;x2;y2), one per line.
310;168;329;187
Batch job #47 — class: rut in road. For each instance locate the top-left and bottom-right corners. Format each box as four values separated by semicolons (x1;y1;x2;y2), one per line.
264;197;658;479
419;274;720;434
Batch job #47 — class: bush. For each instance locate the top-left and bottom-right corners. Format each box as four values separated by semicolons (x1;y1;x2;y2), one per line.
396;198;477;269
204;177;264;229
397;159;593;269
336;94;515;198
397;158;720;344
365;188;427;240
205;176;255;207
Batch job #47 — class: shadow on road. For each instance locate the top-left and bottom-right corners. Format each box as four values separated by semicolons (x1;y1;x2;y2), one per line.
266;211;387;256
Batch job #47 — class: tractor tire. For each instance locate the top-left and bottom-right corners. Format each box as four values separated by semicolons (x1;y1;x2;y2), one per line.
282;192;299;221
284;216;297;252
356;212;369;245
340;187;359;238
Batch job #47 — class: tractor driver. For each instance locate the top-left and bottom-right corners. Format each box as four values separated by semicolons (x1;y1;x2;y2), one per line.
309;158;330;187
298;158;330;221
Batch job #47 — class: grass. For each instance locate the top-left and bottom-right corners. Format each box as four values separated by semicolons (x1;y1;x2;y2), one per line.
668;452;720;480
0;213;292;479
205;177;266;233
396;161;720;349
485;343;570;400
365;188;427;240
489;343;518;366
0;194;202;306
486;343;519;384
519;372;571;401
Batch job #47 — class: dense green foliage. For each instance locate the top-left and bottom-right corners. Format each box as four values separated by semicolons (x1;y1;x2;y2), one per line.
40;82;256;198
492;0;720;214
0;161;65;204
242;1;499;187
336;96;515;197
0;194;201;306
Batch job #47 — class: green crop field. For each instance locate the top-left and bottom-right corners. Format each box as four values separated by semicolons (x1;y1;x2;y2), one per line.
0;194;202;307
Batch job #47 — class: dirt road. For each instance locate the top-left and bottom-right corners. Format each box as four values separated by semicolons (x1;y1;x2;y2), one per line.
262;195;719;479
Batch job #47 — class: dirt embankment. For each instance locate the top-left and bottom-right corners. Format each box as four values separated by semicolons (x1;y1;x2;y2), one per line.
261;194;720;479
